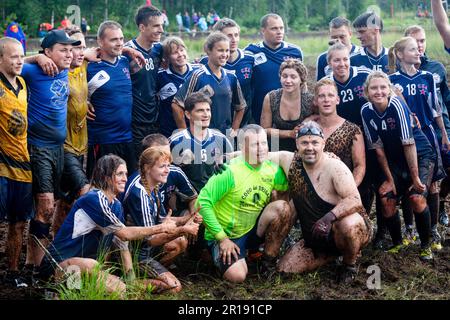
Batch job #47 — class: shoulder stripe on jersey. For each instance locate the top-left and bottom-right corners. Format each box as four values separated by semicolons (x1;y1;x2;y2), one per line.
360;103;374;145
124;174;141;201
140;189;153;227
169;165;197;193
391;98;410;141
98;191;122;225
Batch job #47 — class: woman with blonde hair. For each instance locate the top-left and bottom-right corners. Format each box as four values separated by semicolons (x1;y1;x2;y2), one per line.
388;36;447;250
361;71;436;260
123;147;201;293
260;58;314;151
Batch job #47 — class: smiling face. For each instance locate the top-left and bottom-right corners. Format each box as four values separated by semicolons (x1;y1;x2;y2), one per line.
45;43;73;70
296;134;325;165
98;27;124;58
328;48;350;80
366;76;391;108
112;164;128;195
262;17;284;48
242;130;269;165
168;43;188;69
207;40;229;67
0;41;24;77
315;84;340;117
140;15;164;44
280;67;302;93
144;158;170;185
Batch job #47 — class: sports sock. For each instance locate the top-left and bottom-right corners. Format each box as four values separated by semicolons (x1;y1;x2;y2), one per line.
414;207;431;248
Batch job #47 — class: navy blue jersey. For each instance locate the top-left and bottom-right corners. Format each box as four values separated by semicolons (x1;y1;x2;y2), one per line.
389;70;440;127
87;56;133;144
200;49;255;125
173;64;246;134
21;64;69;147
124;40;163;128
123;165;197;212
169;128;233;192
316;44;360;81
245;41;303;124
350;47;389;73
123;177;166;227
157;63;201;137
326;66;371;126
48;189;125;263
361;96;415;169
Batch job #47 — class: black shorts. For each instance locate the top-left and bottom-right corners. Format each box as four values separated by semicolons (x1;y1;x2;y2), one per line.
207;223;264;274
137;246;169;277
0;176;33;223
87;142;136;178
132;123;160;160
28;144;64;196
304;231;341;258
60;152;89;203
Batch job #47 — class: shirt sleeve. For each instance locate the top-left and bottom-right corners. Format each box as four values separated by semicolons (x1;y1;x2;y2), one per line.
173;73;196;109
273;165;289;191
197;167;235;241
428;73;442;117
173;168;198;200
391;98;415;145
231;76;247;111
86;192;125;234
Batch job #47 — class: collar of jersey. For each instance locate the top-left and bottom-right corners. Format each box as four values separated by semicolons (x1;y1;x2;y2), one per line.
203;64;226;83
132;38;152;54
262;41;286;52
187;128;210;145
0;71;23;96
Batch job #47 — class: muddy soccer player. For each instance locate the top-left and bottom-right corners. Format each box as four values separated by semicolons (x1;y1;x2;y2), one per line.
197;124;294;283
270;121;372;283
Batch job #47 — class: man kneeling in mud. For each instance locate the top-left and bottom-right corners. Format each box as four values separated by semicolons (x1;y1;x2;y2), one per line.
197;125;294;283
274;121;372;283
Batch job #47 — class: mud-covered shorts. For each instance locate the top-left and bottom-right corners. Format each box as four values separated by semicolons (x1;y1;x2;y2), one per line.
60;151;89;203
28;144;64;196
207;223;264;274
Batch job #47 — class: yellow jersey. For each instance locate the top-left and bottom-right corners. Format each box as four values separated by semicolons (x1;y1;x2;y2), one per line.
0;74;31;183
65;61;88;155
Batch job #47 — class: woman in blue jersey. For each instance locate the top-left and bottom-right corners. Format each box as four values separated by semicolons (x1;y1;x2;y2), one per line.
172;32;246;136
388;37;448;250
361;72;435;260
38;154;176;296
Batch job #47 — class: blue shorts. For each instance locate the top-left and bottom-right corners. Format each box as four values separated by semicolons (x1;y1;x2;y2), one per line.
0;176;33;223
207;223;264;274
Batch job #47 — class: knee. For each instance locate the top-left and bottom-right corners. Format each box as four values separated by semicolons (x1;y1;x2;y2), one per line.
380;198;397;218
223;263;247;283
178;237;188;253
36;193;55;222
409;195;427;212
273;200;292;222
29;219;51;239
336;216;366;241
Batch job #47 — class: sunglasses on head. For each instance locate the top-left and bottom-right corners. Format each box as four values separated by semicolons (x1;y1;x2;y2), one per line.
296;126;324;139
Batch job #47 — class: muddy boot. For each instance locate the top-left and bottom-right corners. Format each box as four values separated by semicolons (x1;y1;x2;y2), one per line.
337;264;357;284
258;255;277;279
3;270;28;288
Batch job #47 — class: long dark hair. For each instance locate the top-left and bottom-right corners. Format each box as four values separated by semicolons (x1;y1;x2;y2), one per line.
90;154;126;192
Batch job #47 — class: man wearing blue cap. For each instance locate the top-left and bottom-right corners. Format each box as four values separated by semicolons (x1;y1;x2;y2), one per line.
20;30;80;276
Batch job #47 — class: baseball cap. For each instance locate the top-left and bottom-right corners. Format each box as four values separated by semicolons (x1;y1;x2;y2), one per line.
40;30;81;52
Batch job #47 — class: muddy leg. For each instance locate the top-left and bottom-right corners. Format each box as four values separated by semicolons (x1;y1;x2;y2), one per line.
160;236;188;266
277;240;334;273
6;221;26;271
257;200;294;258
333;213;370;266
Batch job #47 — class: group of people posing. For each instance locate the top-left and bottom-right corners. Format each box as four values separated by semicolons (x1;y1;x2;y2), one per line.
0;3;449;296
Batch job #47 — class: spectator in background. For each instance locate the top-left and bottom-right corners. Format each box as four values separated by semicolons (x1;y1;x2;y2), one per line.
176;12;183;32
198;14;208;32
60;16;72;30
81;17;88;35
4;21;26;54
183;10;191;34
162;10;169;28
207;11;214;30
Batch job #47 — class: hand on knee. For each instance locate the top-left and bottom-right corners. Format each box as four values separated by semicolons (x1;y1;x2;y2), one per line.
409;195;427;213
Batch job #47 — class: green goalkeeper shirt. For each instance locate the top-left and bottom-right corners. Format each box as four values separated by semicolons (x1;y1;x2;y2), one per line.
197;157;289;241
